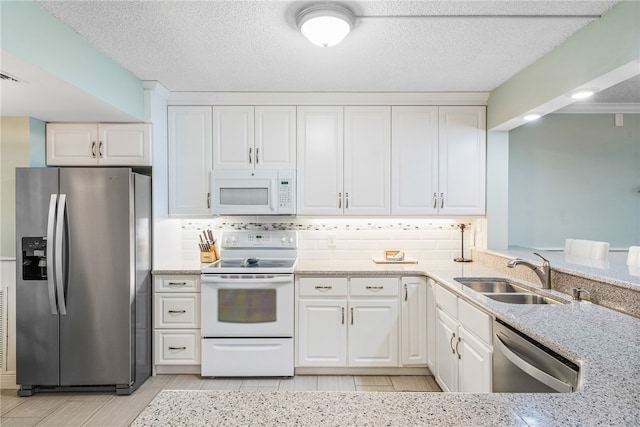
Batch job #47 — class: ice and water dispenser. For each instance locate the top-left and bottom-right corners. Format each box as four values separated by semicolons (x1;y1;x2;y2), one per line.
22;237;47;280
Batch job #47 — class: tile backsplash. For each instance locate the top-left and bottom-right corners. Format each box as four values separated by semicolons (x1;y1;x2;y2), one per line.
180;217;478;265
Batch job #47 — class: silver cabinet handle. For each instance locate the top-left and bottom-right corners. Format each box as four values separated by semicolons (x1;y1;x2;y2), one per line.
404;284;408;301
98;141;103;158
449;332;456;354
338;192;342;209
315;285;332;291
248;147;252;164
455;336;461;359
207;192;211;209
168;346;187;350
91;141;97;158
366;285;383;291
168;282;187;286
433;193;437;209
47;194;58;315
341;307;345;324
345;192;349;209
168;310;187;314
256;147;259;164
440;193;444;209
350;307;354;325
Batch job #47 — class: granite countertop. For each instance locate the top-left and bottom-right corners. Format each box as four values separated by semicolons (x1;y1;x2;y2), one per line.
153;258;640;424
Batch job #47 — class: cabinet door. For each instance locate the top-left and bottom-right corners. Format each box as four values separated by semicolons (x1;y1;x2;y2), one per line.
168;106;213;216
296;106;344;215
391;106;439;215
255;106;296;169
98;123;151;166
344;106;391;215
438;106;486;215
348;299;398;367
212;106;255;169
458;326;492;393
46;123;97;165
401;277;427;366
434;308;458;392
297;299;347;367
426;279;436;370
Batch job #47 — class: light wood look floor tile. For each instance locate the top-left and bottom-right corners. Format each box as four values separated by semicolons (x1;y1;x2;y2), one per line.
81;387;159;426
198;378;244;390
355;385;396;392
242;378;280;387
0;416;42;426
1;390;25;416
162;374;204;390
354;376;393;386
2;395;69;418
426;375;443;392
278;375;318;391
390;375;431;391
239;386;279;391
317;375;356;391
36;400;105;427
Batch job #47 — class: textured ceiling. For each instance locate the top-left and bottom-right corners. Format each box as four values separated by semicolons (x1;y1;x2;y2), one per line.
35;0;623;93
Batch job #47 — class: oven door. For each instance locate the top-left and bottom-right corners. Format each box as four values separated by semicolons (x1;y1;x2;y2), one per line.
201;274;294;337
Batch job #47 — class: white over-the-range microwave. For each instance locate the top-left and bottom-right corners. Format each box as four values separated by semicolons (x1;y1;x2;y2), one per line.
210;170;296;215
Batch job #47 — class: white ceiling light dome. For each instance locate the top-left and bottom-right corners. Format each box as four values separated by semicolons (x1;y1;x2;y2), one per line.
296;4;355;47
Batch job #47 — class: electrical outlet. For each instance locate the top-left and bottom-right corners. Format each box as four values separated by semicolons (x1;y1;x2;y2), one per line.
328;234;337;248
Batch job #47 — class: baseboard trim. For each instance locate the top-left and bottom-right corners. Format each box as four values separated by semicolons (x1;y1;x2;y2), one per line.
1;373;17;389
295;367;431;376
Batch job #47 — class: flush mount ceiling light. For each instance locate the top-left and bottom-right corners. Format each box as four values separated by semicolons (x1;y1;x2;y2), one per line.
296;4;355;47
569;89;597;99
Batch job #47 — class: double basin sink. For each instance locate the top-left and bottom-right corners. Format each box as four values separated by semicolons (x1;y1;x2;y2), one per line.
454;278;565;305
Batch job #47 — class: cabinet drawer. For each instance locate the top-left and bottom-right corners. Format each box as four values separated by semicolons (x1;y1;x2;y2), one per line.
298;277;348;297
435;283;458;317
458;298;492;345
154;275;201;292
154;294;200;328
154;330;201;365
350;277;399;297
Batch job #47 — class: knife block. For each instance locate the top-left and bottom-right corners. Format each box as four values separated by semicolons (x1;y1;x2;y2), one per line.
199;246;218;263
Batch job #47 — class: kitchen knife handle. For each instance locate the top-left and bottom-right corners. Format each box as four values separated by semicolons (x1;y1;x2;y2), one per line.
47;194;58;315
433;193;437;209
55;194;67;315
248;147;252;164
91;141;97;158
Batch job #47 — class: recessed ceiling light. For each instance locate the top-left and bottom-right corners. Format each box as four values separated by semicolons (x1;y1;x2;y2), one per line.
570;89;596;99
296;5;355;47
523;113;542;121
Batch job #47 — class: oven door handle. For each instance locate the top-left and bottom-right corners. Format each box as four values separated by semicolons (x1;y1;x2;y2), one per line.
201;275;292;285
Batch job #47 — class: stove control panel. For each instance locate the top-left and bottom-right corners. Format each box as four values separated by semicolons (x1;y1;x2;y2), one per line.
221;231;297;249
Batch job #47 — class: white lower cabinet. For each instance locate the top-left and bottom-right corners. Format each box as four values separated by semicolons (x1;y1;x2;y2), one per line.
426;278;437;370
153;274;202;373
400;277;427;366
296;276;399;368
434;282;492;392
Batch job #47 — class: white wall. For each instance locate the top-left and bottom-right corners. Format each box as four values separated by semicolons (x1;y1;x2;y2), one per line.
509;113;640;249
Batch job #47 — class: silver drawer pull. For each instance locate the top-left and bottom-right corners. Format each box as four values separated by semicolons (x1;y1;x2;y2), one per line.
168;346;187;350
315;285;333;291
366;286;384;291
168;310;187;314
168;282;187;286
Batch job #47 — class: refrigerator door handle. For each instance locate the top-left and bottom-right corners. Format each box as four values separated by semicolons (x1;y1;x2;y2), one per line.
55;194;68;315
47;194;59;315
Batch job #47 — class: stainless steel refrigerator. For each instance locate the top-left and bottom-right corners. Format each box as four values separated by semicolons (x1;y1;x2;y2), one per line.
15;167;151;396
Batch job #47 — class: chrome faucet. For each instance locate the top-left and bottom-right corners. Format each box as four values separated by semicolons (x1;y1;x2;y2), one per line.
507;252;551;289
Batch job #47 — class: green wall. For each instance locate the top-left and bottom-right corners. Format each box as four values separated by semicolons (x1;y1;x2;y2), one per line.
509;114;640;249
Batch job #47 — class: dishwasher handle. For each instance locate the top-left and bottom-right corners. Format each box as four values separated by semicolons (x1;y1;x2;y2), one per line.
494;334;574;393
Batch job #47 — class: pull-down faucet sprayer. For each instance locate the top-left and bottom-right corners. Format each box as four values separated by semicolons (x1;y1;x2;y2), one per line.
507;252;551;289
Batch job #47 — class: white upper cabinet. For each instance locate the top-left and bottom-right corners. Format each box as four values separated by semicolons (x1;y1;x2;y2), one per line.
213;106;296;170
168;106;213;217
297;106;390;215
47;123;151;166
391;106;486;216
296;106;344;215
343;106;391;215
391;106;439;215
438;106;486;215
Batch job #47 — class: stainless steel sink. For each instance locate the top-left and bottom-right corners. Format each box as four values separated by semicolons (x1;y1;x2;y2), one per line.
454;277;529;293
485;293;562;305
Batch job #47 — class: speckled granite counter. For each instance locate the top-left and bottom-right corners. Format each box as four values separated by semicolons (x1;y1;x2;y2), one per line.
144;259;640;426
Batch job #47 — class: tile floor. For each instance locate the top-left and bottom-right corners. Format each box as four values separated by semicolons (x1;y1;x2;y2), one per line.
1;375;441;426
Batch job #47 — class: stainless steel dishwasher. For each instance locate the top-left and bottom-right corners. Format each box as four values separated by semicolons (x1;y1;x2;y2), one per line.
493;319;579;393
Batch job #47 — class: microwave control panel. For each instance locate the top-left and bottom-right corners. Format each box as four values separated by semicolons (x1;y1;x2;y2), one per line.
277;170;296;213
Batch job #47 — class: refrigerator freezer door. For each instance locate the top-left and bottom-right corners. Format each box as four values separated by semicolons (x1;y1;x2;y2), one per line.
16;168;61;388
58;168;134;386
